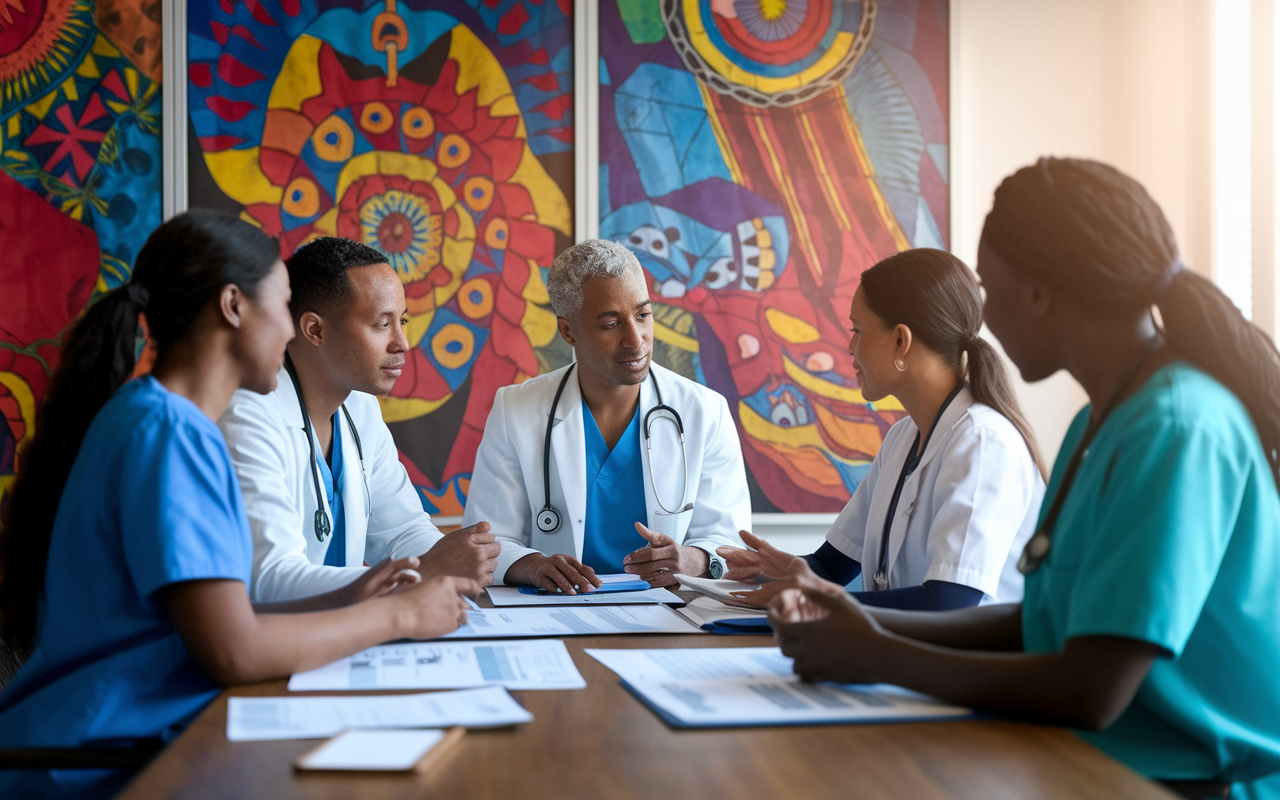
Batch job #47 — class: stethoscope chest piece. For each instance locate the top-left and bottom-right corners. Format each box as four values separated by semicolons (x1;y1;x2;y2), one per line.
1017;531;1051;574
537;364;691;534
285;352;367;544
536;507;561;533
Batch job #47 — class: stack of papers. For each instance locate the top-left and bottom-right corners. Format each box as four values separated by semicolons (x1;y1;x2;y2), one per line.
226;686;532;741
587;647;974;729
676;596;771;635
287;641;586;691
442;605;701;639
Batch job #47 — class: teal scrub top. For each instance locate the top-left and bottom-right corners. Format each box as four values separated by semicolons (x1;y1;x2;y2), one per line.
0;376;253;798
317;411;346;567
1022;362;1280;791
580;398;648;573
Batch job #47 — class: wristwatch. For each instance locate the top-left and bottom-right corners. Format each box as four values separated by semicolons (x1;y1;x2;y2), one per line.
707;553;727;579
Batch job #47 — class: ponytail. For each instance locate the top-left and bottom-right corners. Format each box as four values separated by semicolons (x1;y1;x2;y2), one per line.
861;248;1047;478
1159;269;1280;484
0;286;145;654
984;157;1280;489
0;210;279;655
964;337;1047;478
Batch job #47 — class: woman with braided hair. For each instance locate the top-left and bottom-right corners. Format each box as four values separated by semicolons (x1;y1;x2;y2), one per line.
770;158;1280;800
719;247;1047;611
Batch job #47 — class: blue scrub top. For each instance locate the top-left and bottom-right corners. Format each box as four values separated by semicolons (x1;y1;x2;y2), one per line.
1022;362;1280;794
316;411;345;567
0;376;253;798
580;398;648;573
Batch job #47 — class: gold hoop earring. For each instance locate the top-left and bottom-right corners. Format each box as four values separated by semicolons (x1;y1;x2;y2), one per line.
894;358;907;372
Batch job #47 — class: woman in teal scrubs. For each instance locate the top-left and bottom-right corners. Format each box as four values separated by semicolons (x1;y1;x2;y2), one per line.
0;211;477;798
769;158;1280;800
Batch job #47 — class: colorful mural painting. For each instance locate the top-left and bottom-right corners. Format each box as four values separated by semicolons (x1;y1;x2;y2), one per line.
1;0;944;520
187;0;573;516
0;0;163;502
600;0;949;512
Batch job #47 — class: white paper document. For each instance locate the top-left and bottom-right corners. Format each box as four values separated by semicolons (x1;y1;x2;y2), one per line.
440;604;702;639
486;585;683;607
287;640;586;692
296;729;449;771
586;647;974;728
587;646;794;680
676;596;769;627
674;575;767;606
226;686;532;741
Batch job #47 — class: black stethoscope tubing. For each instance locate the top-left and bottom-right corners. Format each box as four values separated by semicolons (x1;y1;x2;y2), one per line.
872;381;966;591
284;353;365;543
537;363;687;534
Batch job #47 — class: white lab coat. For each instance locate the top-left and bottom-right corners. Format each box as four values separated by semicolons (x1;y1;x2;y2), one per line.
218;365;444;602
462;362;751;583
826;387;1045;602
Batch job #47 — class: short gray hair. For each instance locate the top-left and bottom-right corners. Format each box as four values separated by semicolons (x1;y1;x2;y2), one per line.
546;239;644;318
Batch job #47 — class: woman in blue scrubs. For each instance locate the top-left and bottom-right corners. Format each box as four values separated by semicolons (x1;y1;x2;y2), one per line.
769;158;1280;800
0;211;477;798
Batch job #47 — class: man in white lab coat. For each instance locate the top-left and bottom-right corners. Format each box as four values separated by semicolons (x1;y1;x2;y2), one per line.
463;239;749;593
219;238;499;602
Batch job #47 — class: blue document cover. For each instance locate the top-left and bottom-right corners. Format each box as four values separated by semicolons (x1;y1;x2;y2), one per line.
518;574;651;595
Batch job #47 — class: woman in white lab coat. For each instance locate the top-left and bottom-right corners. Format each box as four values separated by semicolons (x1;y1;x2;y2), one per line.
722;248;1046;610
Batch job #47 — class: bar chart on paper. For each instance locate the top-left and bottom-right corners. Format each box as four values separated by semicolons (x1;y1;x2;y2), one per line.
288;641;585;691
587;648;975;728
442;605;702;639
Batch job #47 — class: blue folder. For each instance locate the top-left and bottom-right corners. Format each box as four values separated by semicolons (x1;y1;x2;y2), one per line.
701;618;772;635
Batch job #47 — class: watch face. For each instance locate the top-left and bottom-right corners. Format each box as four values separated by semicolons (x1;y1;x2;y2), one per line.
709;558;724;579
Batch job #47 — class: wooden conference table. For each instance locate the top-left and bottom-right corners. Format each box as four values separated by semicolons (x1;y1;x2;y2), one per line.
117;618;1177;800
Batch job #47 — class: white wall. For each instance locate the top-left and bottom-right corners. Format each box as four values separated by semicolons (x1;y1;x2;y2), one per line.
952;0;1213;463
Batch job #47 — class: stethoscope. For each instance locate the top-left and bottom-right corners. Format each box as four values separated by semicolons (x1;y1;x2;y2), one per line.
871;382;966;591
1017;336;1163;574
284;353;372;543
536;363;693;534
